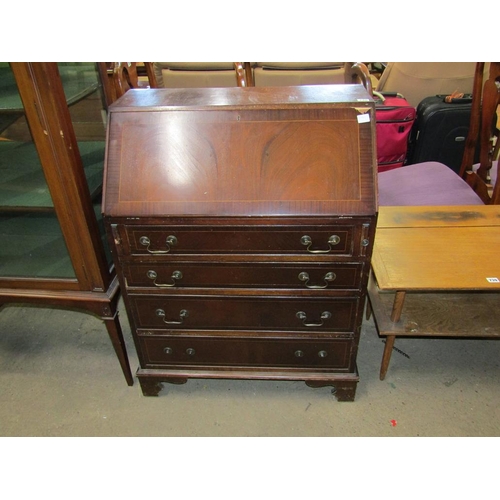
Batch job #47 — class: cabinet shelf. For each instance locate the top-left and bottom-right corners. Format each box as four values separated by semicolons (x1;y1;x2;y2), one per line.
0;140;105;211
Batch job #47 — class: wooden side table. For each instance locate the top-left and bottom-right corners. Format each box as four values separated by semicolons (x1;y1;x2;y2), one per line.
367;205;500;380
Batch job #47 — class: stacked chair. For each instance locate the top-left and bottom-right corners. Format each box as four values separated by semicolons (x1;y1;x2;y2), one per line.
150;62;248;88
148;62;374;92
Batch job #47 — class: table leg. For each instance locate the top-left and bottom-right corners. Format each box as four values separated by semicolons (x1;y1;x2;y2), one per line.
380;335;396;380
391;291;406;322
366;298;372;320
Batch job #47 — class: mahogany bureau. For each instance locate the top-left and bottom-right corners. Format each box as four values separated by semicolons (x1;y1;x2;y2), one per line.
102;84;378;401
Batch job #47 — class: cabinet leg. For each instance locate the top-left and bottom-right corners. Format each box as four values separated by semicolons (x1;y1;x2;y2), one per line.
103;312;134;386
305;380;357;401
138;376;188;396
332;382;357;402
139;378;164;397
380;335;396;380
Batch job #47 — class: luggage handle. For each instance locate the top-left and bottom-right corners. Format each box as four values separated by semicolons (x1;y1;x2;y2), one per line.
445;96;473;104
373;91;406;102
441;91;473;104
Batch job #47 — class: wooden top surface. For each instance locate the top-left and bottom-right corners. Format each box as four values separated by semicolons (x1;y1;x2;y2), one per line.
103;85;377;218
372;205;500;291
109;85;374;111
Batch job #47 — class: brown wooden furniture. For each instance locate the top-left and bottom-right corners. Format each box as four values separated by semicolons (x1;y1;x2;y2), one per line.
367;205;500;380
0;63;133;386
151;62;249;88
249;62;374;93
97;63;157;104
103;84;377;400
460;62;500;204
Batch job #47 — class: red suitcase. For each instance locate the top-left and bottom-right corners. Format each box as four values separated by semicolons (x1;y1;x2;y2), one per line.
375;92;416;172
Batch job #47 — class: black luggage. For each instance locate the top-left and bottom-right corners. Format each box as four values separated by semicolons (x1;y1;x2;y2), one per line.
406;94;473;174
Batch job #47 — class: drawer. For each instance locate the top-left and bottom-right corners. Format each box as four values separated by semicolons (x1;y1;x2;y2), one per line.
123;225;357;256
138;333;352;370
124;262;363;290
130;295;358;332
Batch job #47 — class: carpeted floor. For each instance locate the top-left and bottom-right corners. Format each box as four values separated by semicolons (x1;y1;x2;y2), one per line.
1;298;499;437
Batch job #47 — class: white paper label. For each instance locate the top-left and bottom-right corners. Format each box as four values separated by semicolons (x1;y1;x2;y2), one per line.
357;114;370;124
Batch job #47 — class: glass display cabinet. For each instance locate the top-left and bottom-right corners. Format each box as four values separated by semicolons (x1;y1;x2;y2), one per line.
0;62;132;385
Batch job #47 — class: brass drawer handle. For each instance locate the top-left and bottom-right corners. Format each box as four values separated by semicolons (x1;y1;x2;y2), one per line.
296;310;331;327
155;308;188;325
298;271;336;289
300;235;341;253
147;270;183;287
139;235;177;254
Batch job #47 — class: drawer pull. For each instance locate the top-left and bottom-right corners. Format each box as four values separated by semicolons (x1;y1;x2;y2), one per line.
147;270;183;287
294;350;304;358
139;235;178;254
163;347;173;355
296;310;332;327
186;348;196;356
298;271;336;289
300;235;340;253
318;350;328;358
155;308;188;325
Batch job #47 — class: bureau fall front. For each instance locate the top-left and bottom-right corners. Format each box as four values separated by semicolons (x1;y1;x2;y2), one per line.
102;84;378;400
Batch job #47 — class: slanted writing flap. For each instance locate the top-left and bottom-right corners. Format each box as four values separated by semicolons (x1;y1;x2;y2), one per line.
103;85;377;217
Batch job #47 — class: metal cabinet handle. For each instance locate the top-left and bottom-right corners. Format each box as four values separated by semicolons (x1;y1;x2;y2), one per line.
139;235;177;254
300;235;340;254
298;271;336;289
147;270;183;287
296;311;331;327
155;308;188;325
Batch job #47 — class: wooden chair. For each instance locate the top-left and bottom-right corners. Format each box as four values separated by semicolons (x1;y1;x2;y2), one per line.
97;63;157;105
378;62;499;206
250;62;375;94
151;62;249;88
459;62;500;205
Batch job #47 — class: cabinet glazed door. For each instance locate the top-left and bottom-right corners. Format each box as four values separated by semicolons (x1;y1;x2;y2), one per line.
0;63;111;285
